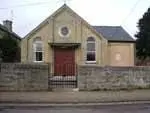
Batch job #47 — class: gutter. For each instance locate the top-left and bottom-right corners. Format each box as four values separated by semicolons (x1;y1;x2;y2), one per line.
108;40;136;43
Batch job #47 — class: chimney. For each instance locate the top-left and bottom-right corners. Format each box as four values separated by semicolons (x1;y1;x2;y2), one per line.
3;20;12;32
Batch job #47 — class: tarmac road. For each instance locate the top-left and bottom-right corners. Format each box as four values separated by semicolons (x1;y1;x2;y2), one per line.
0;103;150;113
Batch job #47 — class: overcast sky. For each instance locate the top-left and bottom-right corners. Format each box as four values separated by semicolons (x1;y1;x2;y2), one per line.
0;0;149;38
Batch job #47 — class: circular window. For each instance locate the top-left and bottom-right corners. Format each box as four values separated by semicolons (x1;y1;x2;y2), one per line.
59;26;70;37
61;27;69;36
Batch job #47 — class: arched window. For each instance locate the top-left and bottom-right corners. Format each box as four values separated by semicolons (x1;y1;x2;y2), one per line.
86;37;96;62
33;37;43;62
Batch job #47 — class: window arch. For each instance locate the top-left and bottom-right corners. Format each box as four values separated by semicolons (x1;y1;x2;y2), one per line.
86;37;96;62
33;37;43;62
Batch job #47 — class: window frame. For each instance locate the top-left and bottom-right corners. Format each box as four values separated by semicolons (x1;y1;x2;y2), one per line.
33;39;44;63
86;37;96;64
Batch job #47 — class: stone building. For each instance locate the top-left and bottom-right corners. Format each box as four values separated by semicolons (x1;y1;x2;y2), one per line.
21;4;135;76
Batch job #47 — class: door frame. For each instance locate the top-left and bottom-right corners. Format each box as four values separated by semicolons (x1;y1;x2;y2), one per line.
53;47;76;76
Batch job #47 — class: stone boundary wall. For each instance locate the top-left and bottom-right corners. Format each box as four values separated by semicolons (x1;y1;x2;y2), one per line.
0;63;49;91
78;65;150;90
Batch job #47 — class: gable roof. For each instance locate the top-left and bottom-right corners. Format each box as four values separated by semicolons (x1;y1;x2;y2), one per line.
93;26;135;42
24;4;105;40
23;4;134;43
0;24;21;40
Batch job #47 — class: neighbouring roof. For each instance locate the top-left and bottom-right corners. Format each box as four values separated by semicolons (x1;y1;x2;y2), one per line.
0;24;21;40
93;26;135;42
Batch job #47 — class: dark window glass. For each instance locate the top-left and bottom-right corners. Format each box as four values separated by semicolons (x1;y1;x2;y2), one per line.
36;52;42;61
87;52;95;61
61;27;69;36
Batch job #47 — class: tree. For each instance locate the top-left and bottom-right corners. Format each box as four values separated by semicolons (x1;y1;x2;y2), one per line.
0;33;19;62
135;7;150;60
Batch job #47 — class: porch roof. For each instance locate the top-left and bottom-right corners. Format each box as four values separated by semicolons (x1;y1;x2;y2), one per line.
49;43;81;48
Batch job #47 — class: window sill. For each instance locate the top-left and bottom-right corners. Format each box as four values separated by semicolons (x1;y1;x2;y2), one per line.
86;61;96;64
33;61;44;63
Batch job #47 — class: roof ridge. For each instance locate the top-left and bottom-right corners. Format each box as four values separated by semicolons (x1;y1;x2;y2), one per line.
93;25;121;27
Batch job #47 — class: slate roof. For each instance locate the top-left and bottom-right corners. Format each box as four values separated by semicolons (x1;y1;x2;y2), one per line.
93;26;135;42
0;24;21;40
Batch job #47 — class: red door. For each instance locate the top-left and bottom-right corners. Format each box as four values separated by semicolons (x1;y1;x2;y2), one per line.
54;48;75;76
